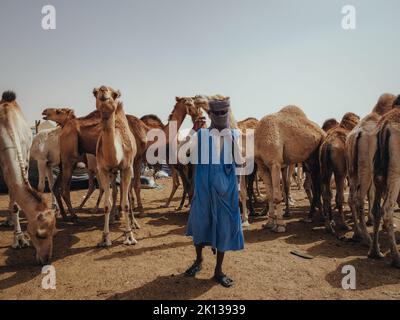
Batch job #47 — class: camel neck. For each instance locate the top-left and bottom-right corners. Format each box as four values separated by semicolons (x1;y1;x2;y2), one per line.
100;111;119;165
164;105;186;142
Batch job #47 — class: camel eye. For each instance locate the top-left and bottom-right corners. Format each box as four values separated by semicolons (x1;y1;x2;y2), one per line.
56;110;60;114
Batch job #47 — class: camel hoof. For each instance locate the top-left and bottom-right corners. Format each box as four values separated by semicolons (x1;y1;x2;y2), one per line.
272;225;286;233
12;233;30;249
123;232;137;245
98;234;112;247
368;249;384;260
242;221;250;229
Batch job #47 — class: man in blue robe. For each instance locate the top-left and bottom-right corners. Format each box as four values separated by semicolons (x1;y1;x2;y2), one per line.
185;97;244;288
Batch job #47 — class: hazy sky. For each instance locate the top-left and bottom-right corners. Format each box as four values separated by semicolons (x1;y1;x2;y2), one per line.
0;0;399;128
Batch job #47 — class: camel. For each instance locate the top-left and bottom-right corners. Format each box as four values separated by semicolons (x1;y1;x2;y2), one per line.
346;93;399;248
319;112;360;233
193;95;250;227
346;93;398;246
370;96;400;267
254;105;325;232
94;86;137;247
40;108;103;213
0;91;56;264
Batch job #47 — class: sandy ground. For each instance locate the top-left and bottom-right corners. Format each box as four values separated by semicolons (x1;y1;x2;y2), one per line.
1;178;400;300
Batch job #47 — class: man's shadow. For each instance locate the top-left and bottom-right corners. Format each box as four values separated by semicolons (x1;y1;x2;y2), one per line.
107;274;216;300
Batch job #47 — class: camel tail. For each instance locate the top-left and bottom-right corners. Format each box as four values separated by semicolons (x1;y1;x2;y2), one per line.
320;143;332;178
374;124;390;188
1;91;16;103
351;132;361;177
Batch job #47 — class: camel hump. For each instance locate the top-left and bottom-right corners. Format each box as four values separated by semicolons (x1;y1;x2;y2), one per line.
372;93;396;116
279;105;307;118
340;112;360;130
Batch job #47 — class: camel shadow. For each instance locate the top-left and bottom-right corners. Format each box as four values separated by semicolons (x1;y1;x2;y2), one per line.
107;274;215;300
325;257;400;291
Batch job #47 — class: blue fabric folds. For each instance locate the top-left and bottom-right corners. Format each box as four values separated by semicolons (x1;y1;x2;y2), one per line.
186;129;244;252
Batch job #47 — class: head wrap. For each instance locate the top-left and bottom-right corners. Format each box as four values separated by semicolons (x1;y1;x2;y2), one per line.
209;98;231;130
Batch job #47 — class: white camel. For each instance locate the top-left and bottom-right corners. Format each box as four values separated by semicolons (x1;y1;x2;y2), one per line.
0;91;56;265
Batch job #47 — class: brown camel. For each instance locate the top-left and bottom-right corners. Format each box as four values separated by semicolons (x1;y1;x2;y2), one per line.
93;86;137;247
320;112;360;233
346;93;398;247
254;105;326;232
370;95;400;267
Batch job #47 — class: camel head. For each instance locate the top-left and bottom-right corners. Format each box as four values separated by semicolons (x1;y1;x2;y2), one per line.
27;206;56;265
174;96;202;123
93;86;121;118
193;95;210;115
340;112;360;130
42;108;75;126
322;118;339;132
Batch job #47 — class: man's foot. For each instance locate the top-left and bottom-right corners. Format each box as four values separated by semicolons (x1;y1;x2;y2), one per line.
185;261;202;277
213;273;234;288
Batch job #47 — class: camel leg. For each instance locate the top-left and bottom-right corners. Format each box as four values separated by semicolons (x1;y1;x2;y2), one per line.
37;160;47;193
78;170;96;210
366;185;375;226
246;166;256;217
61;161;78;222
52;173;67;219
334;173;350;231
10;198;29;249
256;160;274;227
94;188;104;213
282;167;291;218
321;168;334;234
97;169;112;247
381;177;400;268
240;178;250;228
110;179;120;222
270;162;285;233
45;166;60;215
163;166;180;208
356;181;373;246
368;186;384;260
121;167;138;245
133;159;143;214
348;177;363;242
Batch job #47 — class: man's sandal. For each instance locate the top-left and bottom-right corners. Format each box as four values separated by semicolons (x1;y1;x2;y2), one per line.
185;262;202;277
214;274;234;288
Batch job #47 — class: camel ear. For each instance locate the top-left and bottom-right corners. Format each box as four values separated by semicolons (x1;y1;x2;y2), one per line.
112;90;121;100
176;96;182;102
93;88;99;98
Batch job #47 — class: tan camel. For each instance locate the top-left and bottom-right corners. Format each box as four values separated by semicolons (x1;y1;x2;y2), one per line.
370;96;400;267
320;112;360;233
0;91;56;264
93;86;137;247
346;93;398;247
41;109;104;213
254;105;325;232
